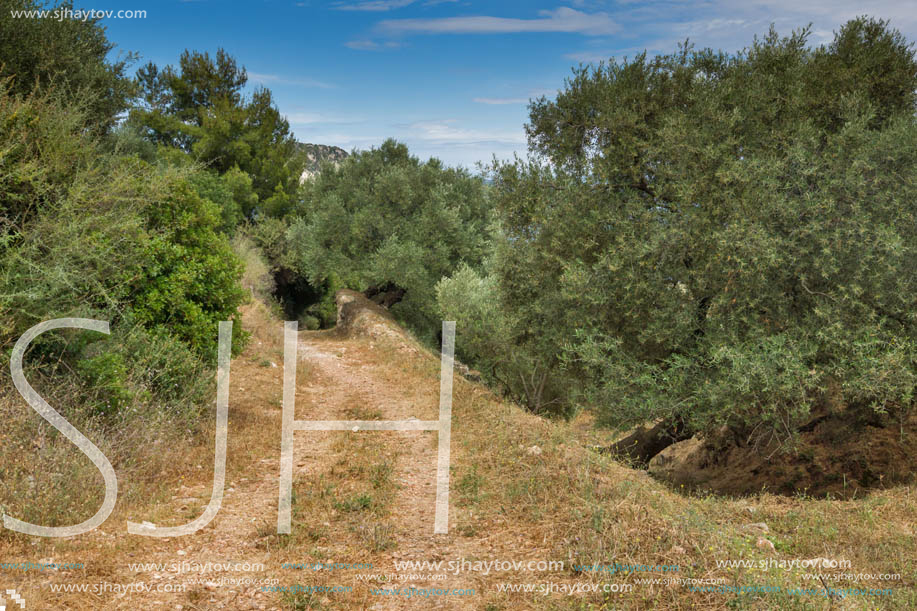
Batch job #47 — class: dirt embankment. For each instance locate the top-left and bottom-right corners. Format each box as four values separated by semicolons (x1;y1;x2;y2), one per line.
339;286;917;498
3;288;915;610
645;408;917;497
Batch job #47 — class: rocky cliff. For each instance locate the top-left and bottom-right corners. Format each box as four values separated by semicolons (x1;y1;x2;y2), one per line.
297;142;349;182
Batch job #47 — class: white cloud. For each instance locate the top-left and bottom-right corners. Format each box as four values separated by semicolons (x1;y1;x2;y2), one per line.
563;50;612;63
345;40;380;50
333;0;458;10
248;72;336;89
562;1;917;64
403;119;525;145
345;39;403;50
472;97;529;105
334;0;416;11
377;7;618;36
294;120;524;169
473;87;556;105
284;112;365;126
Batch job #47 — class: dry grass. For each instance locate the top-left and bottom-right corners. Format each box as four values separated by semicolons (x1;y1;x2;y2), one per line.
0;297;286;608
272;294;917;610
1;289;913;610
443;364;917;610
323;293;916;609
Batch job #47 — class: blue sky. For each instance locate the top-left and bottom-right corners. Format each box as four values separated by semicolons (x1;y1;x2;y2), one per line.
96;0;917;169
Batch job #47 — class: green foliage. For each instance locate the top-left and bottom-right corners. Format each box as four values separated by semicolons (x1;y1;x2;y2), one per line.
75;351;134;415
129;49;302;208
112;321;212;417
0;0;134;131
435;263;571;416
0;79;137;233
0;82;245;416
168;48;247;122
130;174;248;358
249;215;294;268
189;166;258;233
286;139;491;342
231;232;275;304
301;272;343;329
805;17;917;131
67;319;214;422
103;123;159;163
492;19;917;442
436;264;505;366
0;89;151;335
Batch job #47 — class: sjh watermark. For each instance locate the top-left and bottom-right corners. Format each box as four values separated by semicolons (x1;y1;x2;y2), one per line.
2;319;456;538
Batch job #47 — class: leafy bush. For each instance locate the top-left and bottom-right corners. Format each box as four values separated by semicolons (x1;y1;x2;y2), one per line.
130;173;247;358
69;320;213;423
286;139;492;343
436;264;505;366
436;264;574;417
0;0;133;132
75;351;134;415
0;83;245;414
189;166;258;233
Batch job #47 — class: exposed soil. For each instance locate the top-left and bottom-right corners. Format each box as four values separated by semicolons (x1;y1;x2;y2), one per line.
0;292;585;609
2;291;915;610
647;410;917;498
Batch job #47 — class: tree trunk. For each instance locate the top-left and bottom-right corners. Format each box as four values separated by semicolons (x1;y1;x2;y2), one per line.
601;418;692;465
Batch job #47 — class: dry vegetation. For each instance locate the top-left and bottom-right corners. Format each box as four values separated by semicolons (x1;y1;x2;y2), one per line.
0;288;914;610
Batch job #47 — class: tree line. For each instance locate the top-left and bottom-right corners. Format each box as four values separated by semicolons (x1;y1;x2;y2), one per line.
1;0;914;467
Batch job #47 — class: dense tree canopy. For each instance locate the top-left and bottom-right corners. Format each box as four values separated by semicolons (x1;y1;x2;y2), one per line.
485;18;917;444
129;49;302;209
0;81;246;360
284;139;492;340
3;3;913;464
0;0;133;131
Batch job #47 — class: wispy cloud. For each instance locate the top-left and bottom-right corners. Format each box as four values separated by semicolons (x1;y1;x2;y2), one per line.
403;119;525;145
344;39;403;50
285;111;365;126
295;120;525;169
472;97;529;105
562;0;917;64
377;7;618;36
334;0;416;11
473;87;555;105
248;72;336;89
397;119;525;167
563;50;615;63
333;0;458;10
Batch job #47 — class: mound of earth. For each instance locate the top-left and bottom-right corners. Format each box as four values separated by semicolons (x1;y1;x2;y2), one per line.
646;409;917;497
334;288;481;380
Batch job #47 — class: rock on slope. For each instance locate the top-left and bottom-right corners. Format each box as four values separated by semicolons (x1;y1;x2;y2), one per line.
297;142;349;182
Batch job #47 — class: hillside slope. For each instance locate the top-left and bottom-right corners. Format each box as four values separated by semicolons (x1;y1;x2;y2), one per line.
0;291;914;610
298;143;350;182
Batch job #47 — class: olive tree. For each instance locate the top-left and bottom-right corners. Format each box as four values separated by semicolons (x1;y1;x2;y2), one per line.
491;18;917;449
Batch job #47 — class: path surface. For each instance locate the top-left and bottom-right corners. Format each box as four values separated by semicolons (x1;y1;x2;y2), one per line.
5;296;896;610
10;301;515;610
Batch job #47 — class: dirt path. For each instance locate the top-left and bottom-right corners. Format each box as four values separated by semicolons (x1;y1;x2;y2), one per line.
6;299;521;609
7;294;916;610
